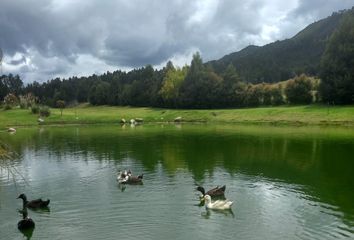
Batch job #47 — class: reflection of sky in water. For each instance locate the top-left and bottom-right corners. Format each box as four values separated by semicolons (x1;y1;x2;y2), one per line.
0;125;353;239
17;148;99;183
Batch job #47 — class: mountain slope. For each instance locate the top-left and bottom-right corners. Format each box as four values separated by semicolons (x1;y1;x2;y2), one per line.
208;9;351;83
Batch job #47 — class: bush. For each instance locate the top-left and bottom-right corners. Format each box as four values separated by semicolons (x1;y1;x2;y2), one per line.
3;104;12;110
31;105;40;114
39;106;50;117
19;93;38;109
3;93;19;107
285;74;313;104
19;101;27;109
270;86;285;105
243;85;263;107
263;84;272;105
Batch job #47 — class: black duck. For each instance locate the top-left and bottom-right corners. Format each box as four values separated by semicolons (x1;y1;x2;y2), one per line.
18;209;35;230
17;193;50;209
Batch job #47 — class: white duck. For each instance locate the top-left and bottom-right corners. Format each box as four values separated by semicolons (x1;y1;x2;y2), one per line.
204;195;233;210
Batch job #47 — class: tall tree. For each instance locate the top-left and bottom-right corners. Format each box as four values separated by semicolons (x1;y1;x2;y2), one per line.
320;11;354;104
221;64;243;106
0;74;23;100
56;100;66;116
179;52;206;107
159;65;188;107
88;81;110;105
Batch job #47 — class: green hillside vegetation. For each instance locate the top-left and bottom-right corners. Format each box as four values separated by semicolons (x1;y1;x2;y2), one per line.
320;10;354;104
208;9;349;83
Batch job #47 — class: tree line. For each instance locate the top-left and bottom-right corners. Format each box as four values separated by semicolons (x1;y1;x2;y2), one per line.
1;10;353;109
0;57;319;110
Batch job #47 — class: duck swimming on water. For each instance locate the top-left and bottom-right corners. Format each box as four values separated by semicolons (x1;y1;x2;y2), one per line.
196;185;226;198
203;195;233;210
18;208;35;230
117;169;132;183
124;174;143;184
17;193;50;209
117;169;143;184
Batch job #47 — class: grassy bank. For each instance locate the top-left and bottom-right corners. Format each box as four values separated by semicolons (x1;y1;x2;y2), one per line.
1;104;354;128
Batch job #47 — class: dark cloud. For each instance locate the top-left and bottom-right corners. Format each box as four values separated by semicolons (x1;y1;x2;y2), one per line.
0;0;353;83
291;0;354;19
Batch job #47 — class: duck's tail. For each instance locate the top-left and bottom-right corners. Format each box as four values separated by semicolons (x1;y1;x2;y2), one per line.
43;199;50;207
220;185;226;192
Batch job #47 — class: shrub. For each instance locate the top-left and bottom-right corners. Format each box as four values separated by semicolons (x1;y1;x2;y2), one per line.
31;105;40;114
270;86;285;105
3;104;12;110
19;101;27;109
263;84;272;105
19;93;38;109
39;106;50;117
243;85;263;107
3;93;19;107
285;74;313;104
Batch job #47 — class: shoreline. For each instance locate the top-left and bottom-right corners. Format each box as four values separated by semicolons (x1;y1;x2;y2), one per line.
1;105;354;128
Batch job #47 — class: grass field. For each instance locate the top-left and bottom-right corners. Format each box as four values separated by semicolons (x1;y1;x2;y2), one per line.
1;104;354;128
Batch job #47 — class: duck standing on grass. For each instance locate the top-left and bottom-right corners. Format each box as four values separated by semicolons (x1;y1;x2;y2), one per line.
17;193;50;209
203;195;233;210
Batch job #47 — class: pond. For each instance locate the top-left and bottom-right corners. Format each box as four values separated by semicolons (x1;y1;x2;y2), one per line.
0;124;353;239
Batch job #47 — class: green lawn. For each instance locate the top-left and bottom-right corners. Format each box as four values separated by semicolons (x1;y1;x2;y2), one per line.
1;104;354;128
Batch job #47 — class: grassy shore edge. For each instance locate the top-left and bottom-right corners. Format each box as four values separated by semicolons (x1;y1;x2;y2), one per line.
1;105;354;128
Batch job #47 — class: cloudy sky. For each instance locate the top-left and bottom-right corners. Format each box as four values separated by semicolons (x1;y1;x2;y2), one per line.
1;0;353;83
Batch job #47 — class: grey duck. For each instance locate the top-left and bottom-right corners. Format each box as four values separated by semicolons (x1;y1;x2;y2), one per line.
196;185;226;198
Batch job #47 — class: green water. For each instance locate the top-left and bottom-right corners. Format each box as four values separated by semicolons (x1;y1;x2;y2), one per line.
0;124;353;240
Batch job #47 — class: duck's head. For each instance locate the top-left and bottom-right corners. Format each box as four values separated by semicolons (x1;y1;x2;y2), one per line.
204;195;211;203
196;186;205;195
17;193;27;201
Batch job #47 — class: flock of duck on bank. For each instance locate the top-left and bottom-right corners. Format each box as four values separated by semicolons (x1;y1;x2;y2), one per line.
15;169;233;236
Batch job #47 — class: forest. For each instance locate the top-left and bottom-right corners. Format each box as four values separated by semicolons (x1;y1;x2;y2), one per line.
0;8;353;110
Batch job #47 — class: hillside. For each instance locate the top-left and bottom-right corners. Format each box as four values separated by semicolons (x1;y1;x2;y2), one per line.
208;9;352;83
